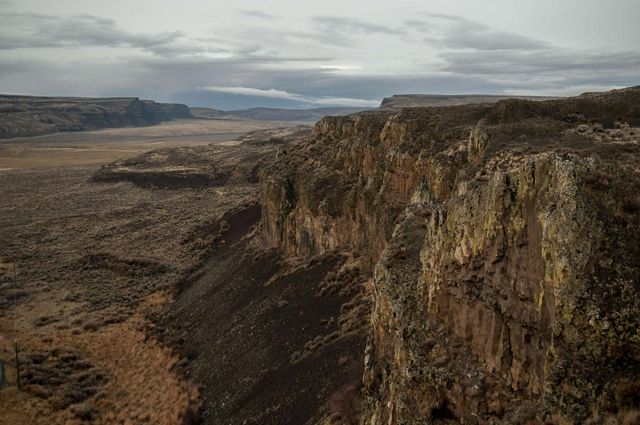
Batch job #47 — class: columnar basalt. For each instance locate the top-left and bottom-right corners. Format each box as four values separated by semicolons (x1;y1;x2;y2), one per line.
259;87;640;424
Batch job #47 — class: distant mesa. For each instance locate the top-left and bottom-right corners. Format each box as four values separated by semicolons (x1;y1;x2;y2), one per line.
0;95;191;139
192;95;565;123
380;93;561;108
189;107;226;119
0;92;567;139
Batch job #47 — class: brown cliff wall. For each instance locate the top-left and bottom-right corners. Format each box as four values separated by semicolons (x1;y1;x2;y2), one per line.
259;108;469;268
259;87;640;424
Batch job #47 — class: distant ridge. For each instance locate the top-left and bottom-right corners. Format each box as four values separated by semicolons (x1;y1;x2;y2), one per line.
0;93;570;139
380;94;561;108
0;95;191;139
193;97;562;123
190;106;373;122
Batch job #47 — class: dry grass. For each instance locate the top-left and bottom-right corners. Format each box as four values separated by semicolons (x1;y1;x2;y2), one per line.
0;118;297;169
0;123;271;423
0;291;202;425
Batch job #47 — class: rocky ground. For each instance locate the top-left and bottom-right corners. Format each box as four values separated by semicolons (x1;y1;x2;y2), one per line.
156;205;370;425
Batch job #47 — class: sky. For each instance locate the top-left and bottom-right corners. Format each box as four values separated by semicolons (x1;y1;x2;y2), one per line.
0;0;639;110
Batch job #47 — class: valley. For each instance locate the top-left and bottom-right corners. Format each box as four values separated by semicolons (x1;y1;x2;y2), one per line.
1;87;640;425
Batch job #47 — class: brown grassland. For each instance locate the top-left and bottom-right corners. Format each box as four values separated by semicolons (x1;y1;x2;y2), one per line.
0;118;298;424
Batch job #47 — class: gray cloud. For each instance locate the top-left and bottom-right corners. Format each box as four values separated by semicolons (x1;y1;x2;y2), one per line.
0;11;338;61
201;85;379;107
0;3;638;109
2;45;637;110
0;52;481;108
441;48;640;78
278;16;405;47
397;13;640;96
241;10;279;20
407;14;547;51
312;16;404;35
0;12;198;56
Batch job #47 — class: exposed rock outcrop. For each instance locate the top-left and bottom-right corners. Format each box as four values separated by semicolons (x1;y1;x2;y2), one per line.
259;87;640;423
0;95;192;138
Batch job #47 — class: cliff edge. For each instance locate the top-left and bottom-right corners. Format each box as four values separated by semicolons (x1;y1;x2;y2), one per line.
258;87;640;424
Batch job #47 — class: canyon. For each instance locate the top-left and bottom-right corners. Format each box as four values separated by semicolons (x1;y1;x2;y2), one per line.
1;87;639;424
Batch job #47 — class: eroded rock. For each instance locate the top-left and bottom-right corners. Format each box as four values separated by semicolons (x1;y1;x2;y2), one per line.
259;87;640;423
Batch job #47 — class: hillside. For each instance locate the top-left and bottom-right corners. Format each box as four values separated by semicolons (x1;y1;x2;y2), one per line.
0;95;192;139
190;97;559;124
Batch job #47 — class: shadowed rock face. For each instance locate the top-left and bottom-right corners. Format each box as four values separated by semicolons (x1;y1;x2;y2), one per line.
0;95;191;138
258;87;640;423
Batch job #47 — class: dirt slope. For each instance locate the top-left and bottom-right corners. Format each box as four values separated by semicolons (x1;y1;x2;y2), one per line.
159;204;369;425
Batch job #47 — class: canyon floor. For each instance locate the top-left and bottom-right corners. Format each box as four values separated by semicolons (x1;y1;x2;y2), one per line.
0;118;366;424
0;117;300;170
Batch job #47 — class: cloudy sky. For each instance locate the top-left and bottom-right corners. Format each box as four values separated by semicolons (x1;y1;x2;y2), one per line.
1;0;639;109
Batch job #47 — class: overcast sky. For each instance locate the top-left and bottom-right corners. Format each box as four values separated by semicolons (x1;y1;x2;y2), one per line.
1;0;638;109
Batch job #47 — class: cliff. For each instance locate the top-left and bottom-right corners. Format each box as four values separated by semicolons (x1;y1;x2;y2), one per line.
380;94;560;109
259;87;640;423
0;95;192;138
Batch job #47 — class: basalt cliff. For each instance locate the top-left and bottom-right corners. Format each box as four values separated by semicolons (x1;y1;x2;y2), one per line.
258;87;640;424
0;95;191;138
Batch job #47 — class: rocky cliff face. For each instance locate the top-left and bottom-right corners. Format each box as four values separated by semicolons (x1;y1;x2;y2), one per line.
0;95;191;138
259;87;640;423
